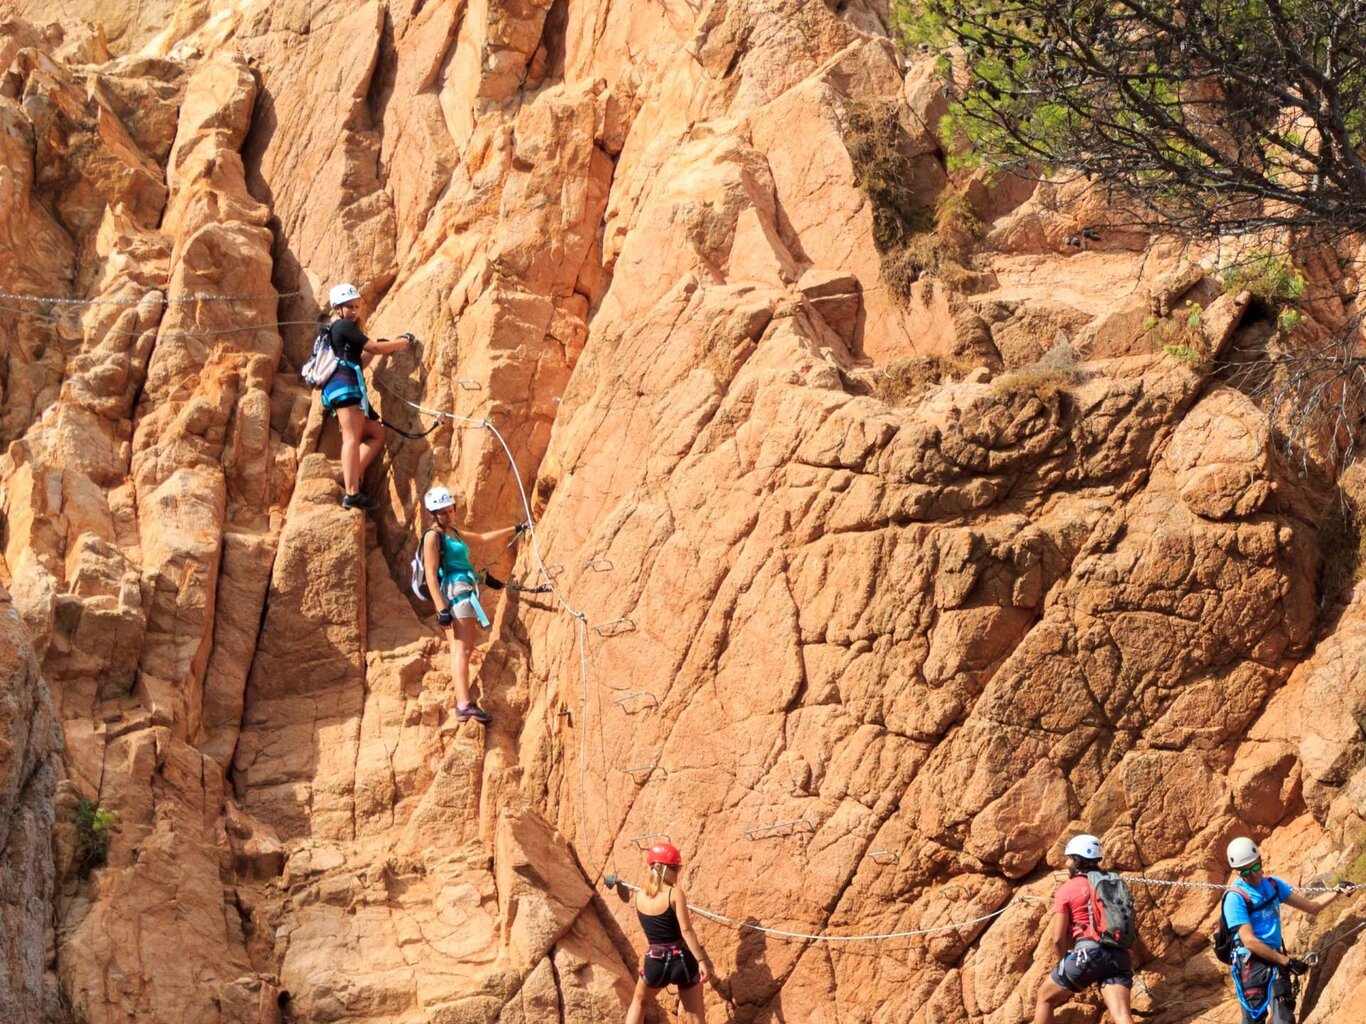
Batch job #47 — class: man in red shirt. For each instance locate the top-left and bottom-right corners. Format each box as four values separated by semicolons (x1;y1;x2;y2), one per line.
1031;834;1136;1024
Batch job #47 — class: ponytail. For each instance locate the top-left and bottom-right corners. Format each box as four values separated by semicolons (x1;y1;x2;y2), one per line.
643;862;665;898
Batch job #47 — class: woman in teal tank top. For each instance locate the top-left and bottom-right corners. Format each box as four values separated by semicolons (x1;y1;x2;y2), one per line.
420;485;525;724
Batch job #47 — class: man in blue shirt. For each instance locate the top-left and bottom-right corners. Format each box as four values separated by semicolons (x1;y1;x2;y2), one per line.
1223;836;1354;1023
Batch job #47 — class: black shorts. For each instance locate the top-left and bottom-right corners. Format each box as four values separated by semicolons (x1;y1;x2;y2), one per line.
641;944;700;989
1051;943;1133;992
1237;957;1295;1024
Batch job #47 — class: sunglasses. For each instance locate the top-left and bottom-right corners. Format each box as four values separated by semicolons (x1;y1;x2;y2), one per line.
1238;861;1263;876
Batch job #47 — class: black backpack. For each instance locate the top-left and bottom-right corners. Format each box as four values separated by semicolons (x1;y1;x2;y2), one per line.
1213;889;1278;964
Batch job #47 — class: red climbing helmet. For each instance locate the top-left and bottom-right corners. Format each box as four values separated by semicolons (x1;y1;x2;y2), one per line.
647;842;682;868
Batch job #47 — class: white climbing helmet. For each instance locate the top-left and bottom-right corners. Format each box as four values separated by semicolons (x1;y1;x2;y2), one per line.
1227;837;1261;870
423;486;456;513
329;282;361;307
1064;834;1104;862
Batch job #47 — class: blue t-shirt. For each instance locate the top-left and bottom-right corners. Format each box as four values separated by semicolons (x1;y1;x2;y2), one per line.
436;530;476;586
1223;876;1294;949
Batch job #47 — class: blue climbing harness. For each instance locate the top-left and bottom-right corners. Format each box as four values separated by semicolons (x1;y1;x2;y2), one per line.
1230;949;1277;1020
437;530;490;628
320;358;372;416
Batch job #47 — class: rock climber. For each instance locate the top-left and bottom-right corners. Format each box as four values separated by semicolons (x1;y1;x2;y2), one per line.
1222;836;1354;1024
420;485;524;724
625;842;709;1024
319;282;413;510
1031;834;1135;1024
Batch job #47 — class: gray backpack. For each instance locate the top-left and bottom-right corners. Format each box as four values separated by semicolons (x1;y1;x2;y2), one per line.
1085;871;1138;949
300;324;338;387
410;529;435;601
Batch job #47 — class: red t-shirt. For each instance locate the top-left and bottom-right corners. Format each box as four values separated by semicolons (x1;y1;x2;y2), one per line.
1054;876;1094;942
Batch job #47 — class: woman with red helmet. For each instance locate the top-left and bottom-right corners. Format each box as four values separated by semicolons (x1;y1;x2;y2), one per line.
625;842;709;1024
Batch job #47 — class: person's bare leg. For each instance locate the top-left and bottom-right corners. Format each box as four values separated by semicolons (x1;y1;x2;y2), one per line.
451;617;477;707
1032;977;1071;1024
678;981;705;1024
624;979;656;1024
1100;984;1135;1024
357;417;386;475
336;406;364;493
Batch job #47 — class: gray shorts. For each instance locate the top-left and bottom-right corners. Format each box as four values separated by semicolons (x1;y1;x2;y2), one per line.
1051;943;1133;992
441;581;479;619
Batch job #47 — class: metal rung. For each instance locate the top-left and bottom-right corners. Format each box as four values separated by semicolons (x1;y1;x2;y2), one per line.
868;850;900;865
457;379;482;390
587;558;614;572
613;691;659;710
623;764;666;779
593;617;636;637
630;833;671;849
744;817;815;840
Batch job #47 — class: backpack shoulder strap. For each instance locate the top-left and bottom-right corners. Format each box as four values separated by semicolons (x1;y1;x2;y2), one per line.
1225;884;1277;925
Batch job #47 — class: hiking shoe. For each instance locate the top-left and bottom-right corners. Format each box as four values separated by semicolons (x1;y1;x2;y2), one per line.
341;492;376;510
455;703;492;724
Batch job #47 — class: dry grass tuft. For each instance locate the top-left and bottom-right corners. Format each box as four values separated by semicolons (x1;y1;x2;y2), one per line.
845;100;979;303
990;337;1085;399
871;355;971;405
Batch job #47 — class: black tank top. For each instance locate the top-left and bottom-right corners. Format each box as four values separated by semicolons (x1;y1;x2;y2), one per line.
637;887;684;945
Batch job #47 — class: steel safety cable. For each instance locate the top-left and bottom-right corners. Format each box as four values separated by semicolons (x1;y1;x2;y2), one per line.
1124;876;1359;896
611;879;1039;943
0;289;299;305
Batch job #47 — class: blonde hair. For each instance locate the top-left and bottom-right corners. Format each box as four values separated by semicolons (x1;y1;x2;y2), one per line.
643;862;668;898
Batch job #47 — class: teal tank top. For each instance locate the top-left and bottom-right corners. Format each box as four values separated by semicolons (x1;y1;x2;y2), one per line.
437;530;476;586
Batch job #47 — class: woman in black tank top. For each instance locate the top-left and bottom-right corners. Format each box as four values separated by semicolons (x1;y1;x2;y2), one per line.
625;842;710;1024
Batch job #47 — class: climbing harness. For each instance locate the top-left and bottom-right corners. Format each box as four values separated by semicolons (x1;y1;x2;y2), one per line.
1230;950;1278;1021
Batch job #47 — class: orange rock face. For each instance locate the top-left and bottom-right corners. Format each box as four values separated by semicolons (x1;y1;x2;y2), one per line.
1;3;1364;1024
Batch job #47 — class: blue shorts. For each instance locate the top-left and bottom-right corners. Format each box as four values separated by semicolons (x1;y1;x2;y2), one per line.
321;369;375;418
1051;943;1132;992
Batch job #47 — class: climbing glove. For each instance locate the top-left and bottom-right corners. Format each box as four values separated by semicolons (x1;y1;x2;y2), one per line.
437;608;454;626
1285;957;1310;976
1335;882;1358;894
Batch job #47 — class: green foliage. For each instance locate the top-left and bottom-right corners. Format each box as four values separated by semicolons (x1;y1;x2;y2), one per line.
73;799;117;878
1146;301;1206;363
892;0;1366;237
1221;253;1308;307
1277;308;1306;334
